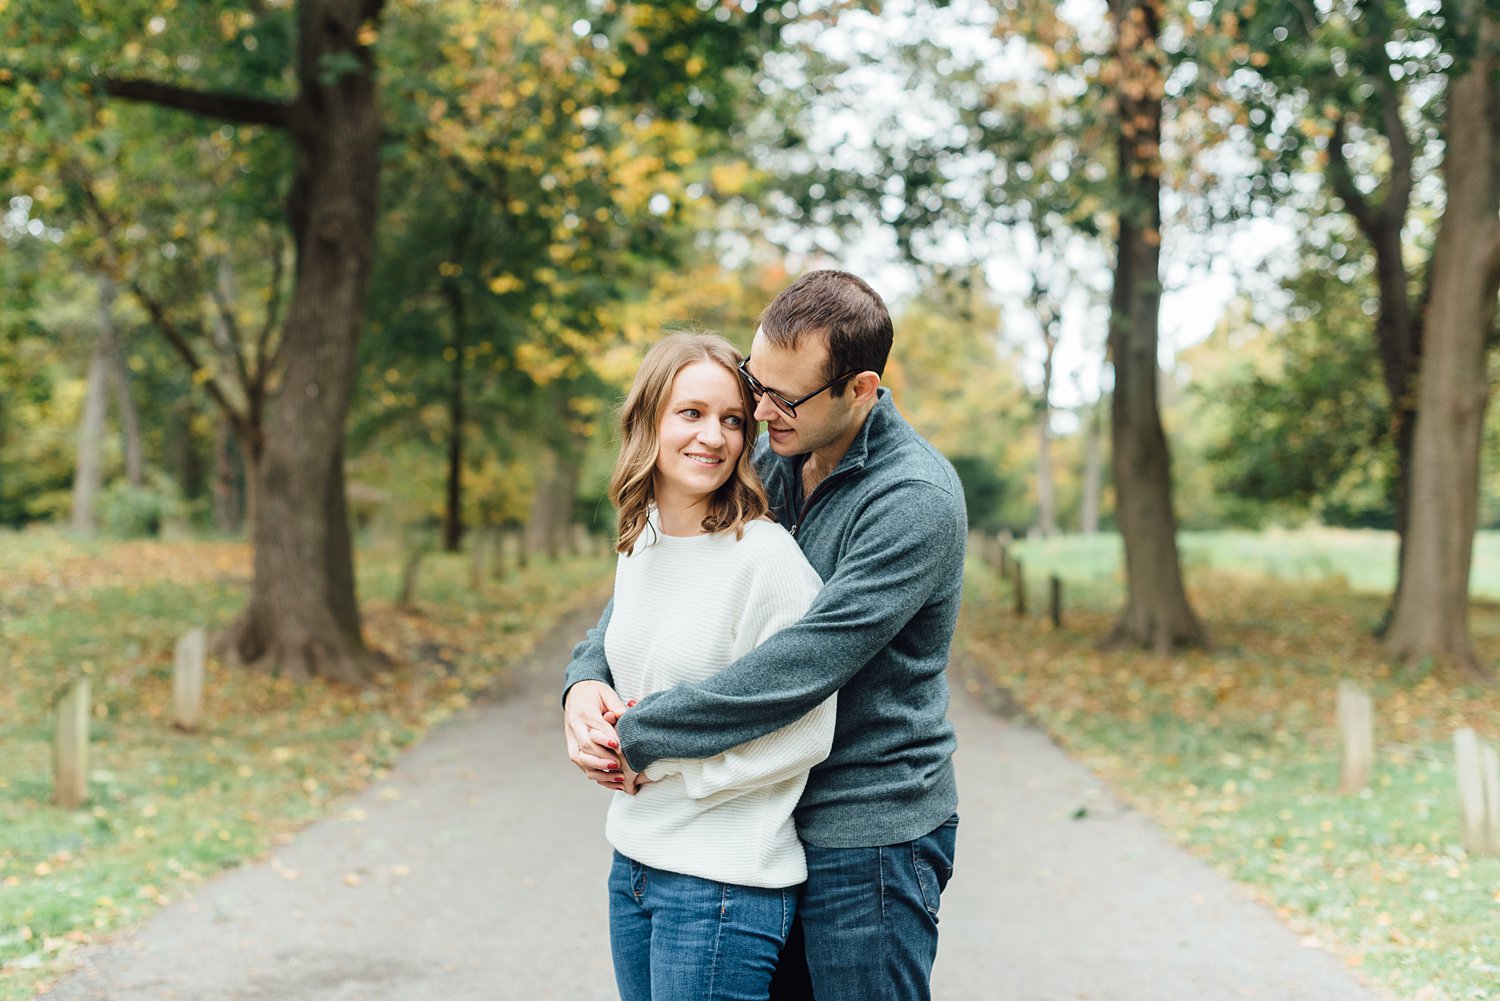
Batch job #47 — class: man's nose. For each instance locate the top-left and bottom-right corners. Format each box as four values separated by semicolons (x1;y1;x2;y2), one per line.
754;395;783;423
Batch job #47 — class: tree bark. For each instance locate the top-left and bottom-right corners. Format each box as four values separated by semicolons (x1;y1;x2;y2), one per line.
1327;84;1419;632
98;276;145;488
220;0;388;684
1081;392;1104;535
1035;323;1059;538
213;413;244;534
442;282;466;553
527;448;578;562
70;312;111;536
1383;11;1500;680
1103;0;1204;652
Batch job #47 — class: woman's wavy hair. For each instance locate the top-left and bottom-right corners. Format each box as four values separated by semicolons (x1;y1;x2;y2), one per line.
609;332;769;554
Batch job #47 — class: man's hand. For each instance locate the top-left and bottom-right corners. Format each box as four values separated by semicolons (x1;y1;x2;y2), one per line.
565;680;627;789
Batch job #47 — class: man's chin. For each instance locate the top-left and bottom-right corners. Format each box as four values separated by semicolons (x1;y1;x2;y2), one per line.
766;431;799;455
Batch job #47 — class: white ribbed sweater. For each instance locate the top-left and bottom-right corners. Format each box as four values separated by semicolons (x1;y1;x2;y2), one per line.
603;515;833;888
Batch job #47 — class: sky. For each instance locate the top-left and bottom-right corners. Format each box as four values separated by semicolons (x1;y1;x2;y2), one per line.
763;0;1302;413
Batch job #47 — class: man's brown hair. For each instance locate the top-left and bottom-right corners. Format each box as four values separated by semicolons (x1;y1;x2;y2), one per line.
757;270;893;394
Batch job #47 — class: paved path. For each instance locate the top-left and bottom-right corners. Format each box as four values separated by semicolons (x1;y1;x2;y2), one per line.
45;603;1386;1001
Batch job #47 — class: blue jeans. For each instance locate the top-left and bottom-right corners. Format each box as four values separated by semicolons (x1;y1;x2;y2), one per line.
608;852;799;1001
769;814;959;1001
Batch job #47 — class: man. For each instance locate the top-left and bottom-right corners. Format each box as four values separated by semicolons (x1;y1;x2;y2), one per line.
564;270;966;1000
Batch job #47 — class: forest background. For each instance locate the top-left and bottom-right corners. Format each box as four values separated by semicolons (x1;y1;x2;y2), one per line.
4;1;1500;999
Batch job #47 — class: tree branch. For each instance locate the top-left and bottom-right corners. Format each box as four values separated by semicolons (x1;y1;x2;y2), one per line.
208;258;255;392
129;279;255;444
1374;76;1414;232
254;233;287;385
65;162;255;438
1326;116;1378;237
102;76;293;129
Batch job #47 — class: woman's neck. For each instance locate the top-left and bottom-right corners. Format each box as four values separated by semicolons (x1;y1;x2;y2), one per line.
653;478;712;536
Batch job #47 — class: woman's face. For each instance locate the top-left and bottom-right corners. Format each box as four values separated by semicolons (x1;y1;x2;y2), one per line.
653;360;749;505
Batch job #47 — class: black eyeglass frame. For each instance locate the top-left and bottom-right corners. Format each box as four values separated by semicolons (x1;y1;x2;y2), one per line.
737;357;860;418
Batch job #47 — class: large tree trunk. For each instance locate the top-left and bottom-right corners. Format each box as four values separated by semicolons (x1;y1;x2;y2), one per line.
223;0;386;684
1383;14;1500;680
442;282;466;553
1103;0;1204;653
70;300;111;535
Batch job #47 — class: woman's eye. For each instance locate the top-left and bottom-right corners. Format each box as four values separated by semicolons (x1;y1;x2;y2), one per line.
724;416;744;429
681;408;701;418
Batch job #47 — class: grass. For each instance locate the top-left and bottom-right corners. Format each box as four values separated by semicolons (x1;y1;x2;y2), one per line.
997;526;1500;610
0;529;614;1000
959;529;1500;1001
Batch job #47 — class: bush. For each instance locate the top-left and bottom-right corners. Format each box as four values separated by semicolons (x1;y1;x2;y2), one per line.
96;472;187;538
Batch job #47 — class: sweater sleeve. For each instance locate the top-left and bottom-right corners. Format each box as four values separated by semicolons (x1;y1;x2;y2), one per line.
560;596;616;707
616;480;964;771
641;550;834;797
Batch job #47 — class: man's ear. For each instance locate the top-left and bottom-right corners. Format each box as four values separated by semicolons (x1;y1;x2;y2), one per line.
850;371;881;406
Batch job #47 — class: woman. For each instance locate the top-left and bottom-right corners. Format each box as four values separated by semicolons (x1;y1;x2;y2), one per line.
599;332;834;1001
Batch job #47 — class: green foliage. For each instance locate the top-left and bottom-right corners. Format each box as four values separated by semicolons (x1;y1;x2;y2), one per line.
949;455;1012;533
1202;261;1392;529
887;276;1036;529
95;469;185;538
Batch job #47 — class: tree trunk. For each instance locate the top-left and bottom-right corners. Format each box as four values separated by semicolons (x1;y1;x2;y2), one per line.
70;320;110;536
1328;108;1419;635
1383;14;1500;680
1081;393;1104;535
527;449;577;561
1035;334;1058;537
442;282;466;553
99;276;145;489
1103;0;1204;653
213;413;244;534
222;0;387;684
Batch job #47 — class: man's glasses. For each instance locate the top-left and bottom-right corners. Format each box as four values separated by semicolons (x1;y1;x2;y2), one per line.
737;357;858;419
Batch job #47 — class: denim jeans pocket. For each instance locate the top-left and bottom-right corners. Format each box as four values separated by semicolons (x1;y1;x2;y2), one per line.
911;815;958;917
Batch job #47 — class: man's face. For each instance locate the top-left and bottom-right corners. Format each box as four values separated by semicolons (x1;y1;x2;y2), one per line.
743;327;858;458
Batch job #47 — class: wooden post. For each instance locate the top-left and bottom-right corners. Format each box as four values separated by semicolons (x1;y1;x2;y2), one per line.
1337;681;1373;793
53;679;91;809
1012;559;1026;616
1049;575;1062;629
173;627;207;732
997;543;1010;580
1454;728;1497;854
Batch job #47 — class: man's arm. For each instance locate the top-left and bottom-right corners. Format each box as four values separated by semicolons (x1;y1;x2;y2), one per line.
561;599;630;788
614;481;964;771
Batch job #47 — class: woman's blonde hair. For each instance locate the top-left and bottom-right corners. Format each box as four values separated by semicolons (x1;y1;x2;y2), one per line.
609;332;769;554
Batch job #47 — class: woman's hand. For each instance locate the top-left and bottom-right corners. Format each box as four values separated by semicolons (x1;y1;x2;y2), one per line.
564;680;627;789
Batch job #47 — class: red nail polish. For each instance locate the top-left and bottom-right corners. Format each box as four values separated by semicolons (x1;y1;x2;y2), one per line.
627;700;637;707
608;740;619;749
